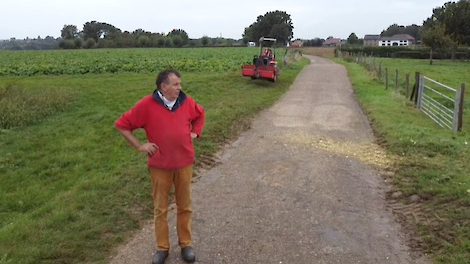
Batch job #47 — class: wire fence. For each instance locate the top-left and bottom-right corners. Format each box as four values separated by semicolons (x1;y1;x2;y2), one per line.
337;50;466;132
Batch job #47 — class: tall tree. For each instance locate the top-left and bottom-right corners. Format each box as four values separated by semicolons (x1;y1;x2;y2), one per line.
242;10;294;45
201;36;210;46
421;23;454;65
403;24;421;40
347;33;359;44
423;0;470;60
381;24;405;36
426;0;470;46
61;25;78;40
168;29;189;46
82;21;120;42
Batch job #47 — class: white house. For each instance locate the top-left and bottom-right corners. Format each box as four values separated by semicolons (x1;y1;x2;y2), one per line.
364;34;416;47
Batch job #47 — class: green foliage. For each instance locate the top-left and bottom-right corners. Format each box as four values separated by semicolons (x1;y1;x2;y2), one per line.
73;38;83;49
83;38;96;49
424;0;470;45
171;35;183;48
201;36;210;46
339;46;420;57
243;10;293;45
391;50;469;60
164;38;172;47
137;35;150;47
167;29;189;46
60;25;79;40
381;24;421;40
0;48;278;76
58;39;75;49
156;37;165;47
82;21;121;42
338;46;470;59
0;85;75;129
347;33;359;45
421;23;454;52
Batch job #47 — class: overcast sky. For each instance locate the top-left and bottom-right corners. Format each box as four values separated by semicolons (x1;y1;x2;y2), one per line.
0;0;445;40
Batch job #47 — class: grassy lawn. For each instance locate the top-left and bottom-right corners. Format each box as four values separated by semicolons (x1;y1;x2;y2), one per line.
371;58;470;131
334;57;470;264
0;58;309;263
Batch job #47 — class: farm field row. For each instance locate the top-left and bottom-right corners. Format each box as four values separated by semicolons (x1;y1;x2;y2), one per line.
0;47;281;76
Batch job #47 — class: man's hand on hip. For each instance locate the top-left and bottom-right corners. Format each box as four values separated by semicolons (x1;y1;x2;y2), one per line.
138;143;158;156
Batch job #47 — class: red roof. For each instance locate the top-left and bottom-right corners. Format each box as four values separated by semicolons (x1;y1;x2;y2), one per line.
323;38;341;45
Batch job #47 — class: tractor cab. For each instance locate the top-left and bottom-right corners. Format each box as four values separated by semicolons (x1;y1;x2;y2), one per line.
241;37;279;82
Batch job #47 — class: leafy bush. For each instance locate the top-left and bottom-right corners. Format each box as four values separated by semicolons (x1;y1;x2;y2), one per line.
83;39;96;49
392;51;470;60
337;46;470;59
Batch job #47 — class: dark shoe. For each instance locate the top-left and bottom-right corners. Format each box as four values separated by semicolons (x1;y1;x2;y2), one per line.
152;251;169;264
181;246;196;263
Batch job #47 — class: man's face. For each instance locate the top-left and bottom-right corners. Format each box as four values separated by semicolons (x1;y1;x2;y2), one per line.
161;73;181;101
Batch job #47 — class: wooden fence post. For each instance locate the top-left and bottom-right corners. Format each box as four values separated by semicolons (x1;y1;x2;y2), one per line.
378;62;382;79
395;69;399;91
458;83;466;131
406;74;410;98
413;72;420;106
385;68;389;90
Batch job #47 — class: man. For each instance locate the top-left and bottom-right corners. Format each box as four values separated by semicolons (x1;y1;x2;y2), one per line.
115;70;205;264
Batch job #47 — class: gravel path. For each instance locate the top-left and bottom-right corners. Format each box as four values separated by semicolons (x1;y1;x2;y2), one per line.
110;56;430;264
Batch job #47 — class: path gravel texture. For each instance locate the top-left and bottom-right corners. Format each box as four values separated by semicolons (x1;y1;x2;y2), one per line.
110;56;430;264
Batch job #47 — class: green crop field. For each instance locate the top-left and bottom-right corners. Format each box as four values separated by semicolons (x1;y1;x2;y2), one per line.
0;47;283;76
0;47;308;263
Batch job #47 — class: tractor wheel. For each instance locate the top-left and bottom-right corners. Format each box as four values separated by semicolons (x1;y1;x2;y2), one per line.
271;74;277;82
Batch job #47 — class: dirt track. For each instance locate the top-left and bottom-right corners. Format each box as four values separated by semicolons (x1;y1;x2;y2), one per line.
110;56;430;264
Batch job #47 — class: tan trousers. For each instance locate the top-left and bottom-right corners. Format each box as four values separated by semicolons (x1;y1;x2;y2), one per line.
149;165;193;251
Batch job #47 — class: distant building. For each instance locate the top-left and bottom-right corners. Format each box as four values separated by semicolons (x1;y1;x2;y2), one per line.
364;34;416;46
290;40;304;47
364;35;381;46
248;41;256;47
323;38;342;47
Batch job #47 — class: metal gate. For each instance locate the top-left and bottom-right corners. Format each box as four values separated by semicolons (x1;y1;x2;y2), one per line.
417;75;465;132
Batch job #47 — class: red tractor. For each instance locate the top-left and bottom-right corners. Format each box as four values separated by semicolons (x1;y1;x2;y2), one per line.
241;37;279;82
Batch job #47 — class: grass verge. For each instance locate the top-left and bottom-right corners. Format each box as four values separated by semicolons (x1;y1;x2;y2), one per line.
333;57;470;264
0;85;75;129
0;58;309;264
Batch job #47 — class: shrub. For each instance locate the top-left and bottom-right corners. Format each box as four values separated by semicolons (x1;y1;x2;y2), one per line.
58;39;76;49
74;38;83;49
83;39;96;49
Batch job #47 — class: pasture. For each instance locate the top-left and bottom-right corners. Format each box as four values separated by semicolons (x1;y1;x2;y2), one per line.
0;47;308;263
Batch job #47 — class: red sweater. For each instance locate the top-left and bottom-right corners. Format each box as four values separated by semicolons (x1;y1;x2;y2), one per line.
115;91;205;169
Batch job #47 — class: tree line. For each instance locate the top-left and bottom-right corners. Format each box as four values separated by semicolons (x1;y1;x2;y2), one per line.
1;10;296;50
0;36;59;50
58;22;243;49
0;22;246;50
